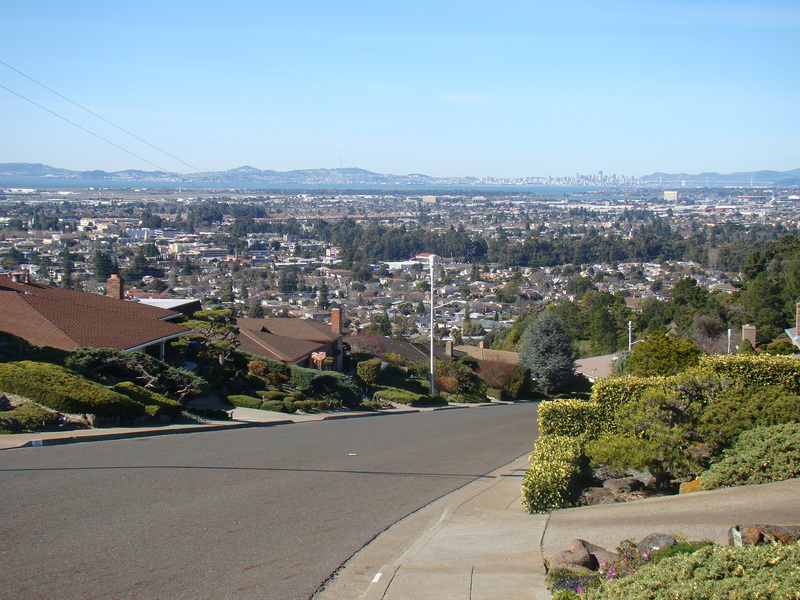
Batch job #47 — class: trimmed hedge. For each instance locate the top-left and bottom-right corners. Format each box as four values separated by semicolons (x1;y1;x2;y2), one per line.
226;394;263;409
0;361;144;417
373;387;431;407
356;358;382;386
113;381;184;418
256;389;287;401
260;400;289;413
700;422;800;490
521;435;584;513
538;399;614;439
589;376;668;413
700;354;800;393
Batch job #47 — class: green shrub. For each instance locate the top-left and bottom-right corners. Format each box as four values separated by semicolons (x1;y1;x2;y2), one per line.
505;365;531;398
700;422;800;490
700;354;800;394
356;358;382;386
579;542;800;599
373;387;430;406
226;394;263;409
283;399;295;413
700;385;800;450
247;359;287;377
538;399;613;440
113;381;184;418
521;435;584;513
0;401;60;432
259;400;288;413
434;359;487;400
256;389;287;401
288;365;361;407
0;361;144;418
589;376;668;414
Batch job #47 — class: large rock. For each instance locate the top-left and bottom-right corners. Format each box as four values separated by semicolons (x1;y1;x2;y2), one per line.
602;477;644;494
636;533;677;555
548;539;620;572
580;487;618;506
679;478;703;494
729;525;800;547
549;539;602;571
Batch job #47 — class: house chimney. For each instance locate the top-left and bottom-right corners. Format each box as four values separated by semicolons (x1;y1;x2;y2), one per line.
445;340;453;358
742;324;757;348
331;307;342;335
796;302;800;331
106;274;124;300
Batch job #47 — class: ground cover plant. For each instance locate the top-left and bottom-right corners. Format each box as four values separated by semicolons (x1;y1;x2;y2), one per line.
554;542;800;599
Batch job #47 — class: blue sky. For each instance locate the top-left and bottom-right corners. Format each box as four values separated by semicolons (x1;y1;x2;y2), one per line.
2;1;798;178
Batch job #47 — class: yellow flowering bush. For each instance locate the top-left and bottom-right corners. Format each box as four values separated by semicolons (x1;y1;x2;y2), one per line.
700;354;800;393
521;435;584;513
538;398;615;439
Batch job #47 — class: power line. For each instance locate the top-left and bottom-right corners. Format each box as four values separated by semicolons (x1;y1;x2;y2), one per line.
0;82;177;174
0;59;204;175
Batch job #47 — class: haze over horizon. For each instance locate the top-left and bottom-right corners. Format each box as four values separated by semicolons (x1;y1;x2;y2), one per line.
2;1;798;179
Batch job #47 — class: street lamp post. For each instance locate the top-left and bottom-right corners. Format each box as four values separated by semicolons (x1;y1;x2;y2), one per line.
429;254;436;397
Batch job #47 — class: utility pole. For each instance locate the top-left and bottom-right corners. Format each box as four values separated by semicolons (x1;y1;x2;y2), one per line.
429;254;437;396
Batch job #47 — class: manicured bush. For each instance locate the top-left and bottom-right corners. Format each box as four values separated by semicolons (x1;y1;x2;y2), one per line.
589;376;668;413
521;435;584;513
256;389;287;401
538;399;614;440
578;542;800;599
0;361;144;417
259;400;288;413
505;365;531;398
356;358;382;386
700;354;800;393
288;365;361;407
477;360;516;390
113;381;184;418
373;387;430;406
226;394;263;409
0;401;60;432
700;385;800;449
700;422;800;490
66;348;206;401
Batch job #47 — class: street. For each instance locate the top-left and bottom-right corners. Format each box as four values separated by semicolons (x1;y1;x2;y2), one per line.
0;403;539;600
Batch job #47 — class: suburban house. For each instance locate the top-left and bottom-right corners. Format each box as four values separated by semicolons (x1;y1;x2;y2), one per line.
0;273;192;359
236;308;345;369
346;333;465;363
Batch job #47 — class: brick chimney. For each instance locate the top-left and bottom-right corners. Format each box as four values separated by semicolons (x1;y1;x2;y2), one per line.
796;302;800;331
742;324;757;347
445;340;453;358
331;307;342;335
106;274;124;300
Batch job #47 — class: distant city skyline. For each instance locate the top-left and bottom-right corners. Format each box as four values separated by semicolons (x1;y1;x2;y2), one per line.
2;1;798;179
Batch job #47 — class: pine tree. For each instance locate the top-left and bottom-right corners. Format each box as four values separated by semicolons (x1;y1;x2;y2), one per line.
518;312;575;394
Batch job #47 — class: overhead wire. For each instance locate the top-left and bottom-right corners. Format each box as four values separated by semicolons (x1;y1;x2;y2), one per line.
0;60;210;185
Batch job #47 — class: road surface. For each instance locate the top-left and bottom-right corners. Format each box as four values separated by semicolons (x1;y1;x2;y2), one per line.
0;403;539;600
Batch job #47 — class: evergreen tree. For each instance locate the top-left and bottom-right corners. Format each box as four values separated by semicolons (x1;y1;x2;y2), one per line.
518;312;575;394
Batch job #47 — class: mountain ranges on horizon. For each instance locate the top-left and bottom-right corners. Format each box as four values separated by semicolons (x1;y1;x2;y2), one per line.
0;162;798;186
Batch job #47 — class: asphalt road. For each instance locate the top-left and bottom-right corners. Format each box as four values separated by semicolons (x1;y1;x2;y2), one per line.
0;403;539;600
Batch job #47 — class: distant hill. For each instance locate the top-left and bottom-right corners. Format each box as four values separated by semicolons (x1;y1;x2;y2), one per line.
0;163;479;186
640;168;800;186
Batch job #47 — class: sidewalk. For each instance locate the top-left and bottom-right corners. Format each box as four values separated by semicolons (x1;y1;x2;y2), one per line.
316;454;551;600
317;460;800;600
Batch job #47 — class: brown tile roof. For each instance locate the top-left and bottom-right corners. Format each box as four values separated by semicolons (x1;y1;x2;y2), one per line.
237;329;325;364
344;334;463;363
0;275;192;351
236;316;342;364
237;317;341;343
